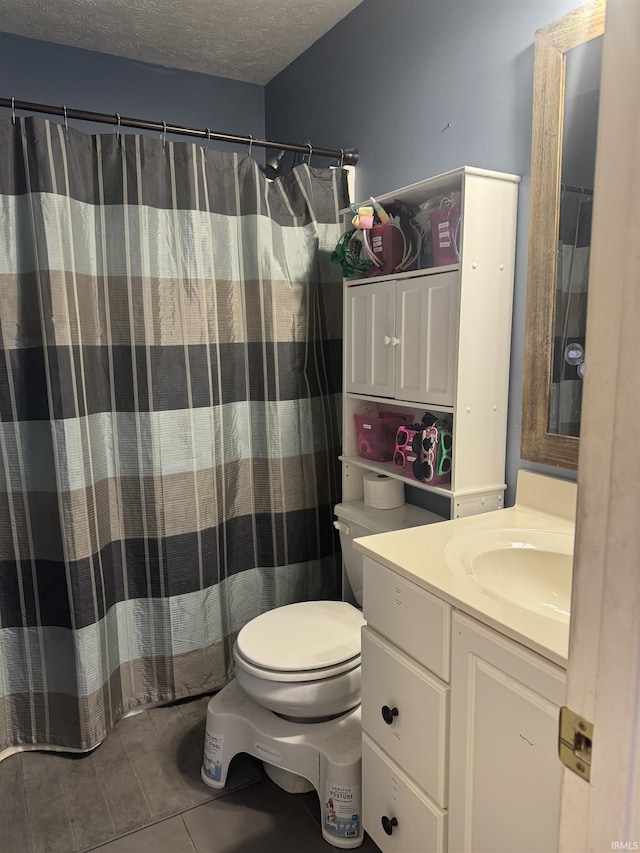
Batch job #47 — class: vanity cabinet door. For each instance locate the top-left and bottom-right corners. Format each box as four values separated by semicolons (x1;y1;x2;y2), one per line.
345;281;396;396
361;627;449;807
362;734;447;853
449;612;566;853
395;272;458;406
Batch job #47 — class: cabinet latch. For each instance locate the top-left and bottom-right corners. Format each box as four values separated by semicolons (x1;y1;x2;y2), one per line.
558;706;593;782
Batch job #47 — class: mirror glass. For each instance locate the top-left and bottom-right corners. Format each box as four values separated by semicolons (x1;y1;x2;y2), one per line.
550;36;603;437
521;0;605;470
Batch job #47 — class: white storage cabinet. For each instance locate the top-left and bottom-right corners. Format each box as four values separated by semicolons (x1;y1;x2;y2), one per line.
341;167;520;519
361;558;567;853
345;272;458;407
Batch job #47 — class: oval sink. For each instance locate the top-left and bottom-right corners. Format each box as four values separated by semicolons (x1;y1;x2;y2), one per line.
444;529;574;622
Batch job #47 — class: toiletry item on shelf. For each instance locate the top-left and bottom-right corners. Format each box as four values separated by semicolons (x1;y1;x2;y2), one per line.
363;471;405;510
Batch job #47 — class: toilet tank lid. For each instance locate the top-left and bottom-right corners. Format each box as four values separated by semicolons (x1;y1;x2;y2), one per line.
236;601;365;672
334;500;444;534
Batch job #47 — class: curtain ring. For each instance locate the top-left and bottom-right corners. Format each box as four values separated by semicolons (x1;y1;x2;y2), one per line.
340;148;345;169
162;121;167;147
11;97;16;125
115;113;121;144
248;134;253;158
63;105;68;132
306;140;313;167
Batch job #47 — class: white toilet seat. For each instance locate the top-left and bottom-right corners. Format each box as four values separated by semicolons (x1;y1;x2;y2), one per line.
233;600;366;720
234;659;363;720
236;600;365;671
234;645;361;682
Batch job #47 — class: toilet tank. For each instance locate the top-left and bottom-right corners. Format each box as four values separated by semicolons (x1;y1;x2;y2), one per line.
334;500;444;606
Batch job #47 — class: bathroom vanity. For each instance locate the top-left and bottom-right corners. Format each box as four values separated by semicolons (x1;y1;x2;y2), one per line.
354;471;576;853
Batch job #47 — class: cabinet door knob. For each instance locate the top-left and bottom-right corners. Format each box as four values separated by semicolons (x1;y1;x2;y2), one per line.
381;815;398;835
391;336;400;346
384;335;392;346
381;705;399;725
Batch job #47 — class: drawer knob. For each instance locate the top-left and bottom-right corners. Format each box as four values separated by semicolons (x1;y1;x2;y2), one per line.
381;705;399;725
381;815;398;836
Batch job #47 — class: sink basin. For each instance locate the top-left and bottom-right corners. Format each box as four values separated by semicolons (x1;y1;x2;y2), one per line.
445;529;574;622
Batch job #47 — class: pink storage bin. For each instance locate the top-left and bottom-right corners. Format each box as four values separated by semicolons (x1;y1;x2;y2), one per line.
429;201;461;266
365;223;408;277
354;410;412;462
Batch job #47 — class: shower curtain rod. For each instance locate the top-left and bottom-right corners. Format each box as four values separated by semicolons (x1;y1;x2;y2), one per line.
0;96;359;165
560;183;593;196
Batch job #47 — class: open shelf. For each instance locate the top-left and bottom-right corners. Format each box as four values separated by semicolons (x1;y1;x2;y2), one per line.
339;166;519;215
339;455;454;499
346;393;454;416
344;263;460;287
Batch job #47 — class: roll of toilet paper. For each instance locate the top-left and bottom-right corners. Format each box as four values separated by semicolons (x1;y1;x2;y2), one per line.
363;471;405;510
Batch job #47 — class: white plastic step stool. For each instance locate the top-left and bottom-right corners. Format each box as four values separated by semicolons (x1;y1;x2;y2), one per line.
201;679;363;848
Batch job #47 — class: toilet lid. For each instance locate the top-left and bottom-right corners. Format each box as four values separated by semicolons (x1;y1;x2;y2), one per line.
236;601;365;673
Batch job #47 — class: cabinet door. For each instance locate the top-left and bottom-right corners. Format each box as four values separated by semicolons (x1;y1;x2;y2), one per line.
345;281;395;396
449;612;566;853
363;734;447;853
395;272;458;406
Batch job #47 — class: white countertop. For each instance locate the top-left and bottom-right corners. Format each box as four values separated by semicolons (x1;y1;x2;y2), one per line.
353;471;577;668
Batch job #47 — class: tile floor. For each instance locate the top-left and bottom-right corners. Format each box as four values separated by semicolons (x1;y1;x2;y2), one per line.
0;694;381;853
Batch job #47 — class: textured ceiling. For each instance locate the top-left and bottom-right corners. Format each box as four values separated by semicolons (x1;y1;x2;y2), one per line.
0;0;364;84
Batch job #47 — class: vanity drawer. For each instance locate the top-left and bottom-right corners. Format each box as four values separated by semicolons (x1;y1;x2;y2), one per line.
363;557;451;681
361;627;449;806
362;733;447;853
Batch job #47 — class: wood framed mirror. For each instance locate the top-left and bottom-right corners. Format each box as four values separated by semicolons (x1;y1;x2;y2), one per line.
521;0;605;469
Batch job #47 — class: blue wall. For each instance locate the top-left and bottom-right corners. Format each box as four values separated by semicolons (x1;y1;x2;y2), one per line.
0;33;265;151
1;9;590;505
266;0;585;504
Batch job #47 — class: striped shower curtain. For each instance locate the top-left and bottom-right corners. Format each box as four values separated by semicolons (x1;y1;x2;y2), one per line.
549;190;592;436
0;116;347;757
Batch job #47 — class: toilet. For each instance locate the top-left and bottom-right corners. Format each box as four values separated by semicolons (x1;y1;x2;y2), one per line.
233;599;366;721
202;500;442;848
